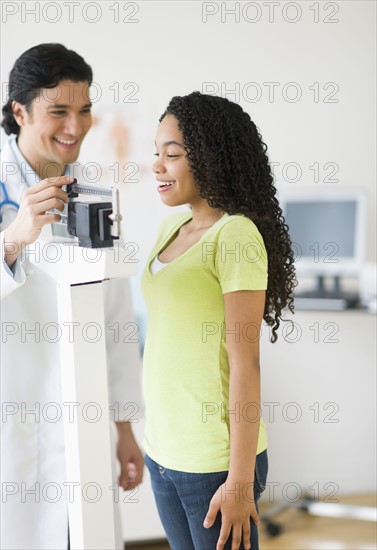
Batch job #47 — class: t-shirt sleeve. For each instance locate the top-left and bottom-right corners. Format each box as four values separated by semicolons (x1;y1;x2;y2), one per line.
214;217;268;294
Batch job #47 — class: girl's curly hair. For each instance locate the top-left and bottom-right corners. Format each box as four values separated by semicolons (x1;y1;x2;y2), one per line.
160;91;297;343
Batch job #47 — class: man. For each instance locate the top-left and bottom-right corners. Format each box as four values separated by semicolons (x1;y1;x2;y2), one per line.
0;43;144;549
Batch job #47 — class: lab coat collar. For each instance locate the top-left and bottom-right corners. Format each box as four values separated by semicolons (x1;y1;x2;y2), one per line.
8;135;71;188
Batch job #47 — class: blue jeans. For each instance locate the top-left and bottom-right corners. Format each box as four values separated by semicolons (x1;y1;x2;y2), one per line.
145;450;268;550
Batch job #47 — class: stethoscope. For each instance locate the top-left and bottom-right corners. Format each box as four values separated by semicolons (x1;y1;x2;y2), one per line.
0;181;20;223
0;142;32;223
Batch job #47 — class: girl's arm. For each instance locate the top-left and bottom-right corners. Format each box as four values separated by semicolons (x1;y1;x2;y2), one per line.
204;289;266;550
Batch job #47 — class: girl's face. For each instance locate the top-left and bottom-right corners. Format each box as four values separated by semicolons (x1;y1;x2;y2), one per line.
152;114;203;207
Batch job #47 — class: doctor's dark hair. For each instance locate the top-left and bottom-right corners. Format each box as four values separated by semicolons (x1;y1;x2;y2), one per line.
160;91;297;343
1;43;93;135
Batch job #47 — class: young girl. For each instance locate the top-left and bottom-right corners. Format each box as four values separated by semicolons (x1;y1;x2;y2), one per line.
141;92;296;550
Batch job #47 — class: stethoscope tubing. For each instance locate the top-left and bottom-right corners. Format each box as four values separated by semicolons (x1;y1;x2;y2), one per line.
0;181;20;218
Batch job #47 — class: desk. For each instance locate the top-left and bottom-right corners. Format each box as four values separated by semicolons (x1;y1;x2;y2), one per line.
260;308;376;502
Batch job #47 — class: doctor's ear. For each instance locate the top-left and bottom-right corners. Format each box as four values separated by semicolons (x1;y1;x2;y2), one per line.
11;101;28;127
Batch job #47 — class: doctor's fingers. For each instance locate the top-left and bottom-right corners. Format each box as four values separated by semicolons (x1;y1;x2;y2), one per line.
27;197;67;217
131;463;144;486
23;176;74;197
22;185;68;206
17;198;64;221
119;470;143;491
122;462;144;489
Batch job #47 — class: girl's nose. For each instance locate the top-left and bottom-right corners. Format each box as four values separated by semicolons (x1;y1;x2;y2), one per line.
152;158;166;174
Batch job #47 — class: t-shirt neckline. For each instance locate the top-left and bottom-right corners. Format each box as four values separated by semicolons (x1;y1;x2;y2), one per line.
147;212;228;279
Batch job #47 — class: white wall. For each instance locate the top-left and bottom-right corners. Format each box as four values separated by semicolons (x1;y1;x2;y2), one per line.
2;0;376;540
2;0;376;333
2;1;376;275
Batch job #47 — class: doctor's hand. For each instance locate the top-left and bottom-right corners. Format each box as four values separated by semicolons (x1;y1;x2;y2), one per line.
116;421;144;491
3;176;73;268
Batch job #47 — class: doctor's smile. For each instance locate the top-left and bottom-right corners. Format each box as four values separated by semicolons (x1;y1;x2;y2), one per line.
52;137;80;148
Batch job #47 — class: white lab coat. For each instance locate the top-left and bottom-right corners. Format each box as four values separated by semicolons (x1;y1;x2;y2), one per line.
0;139;143;549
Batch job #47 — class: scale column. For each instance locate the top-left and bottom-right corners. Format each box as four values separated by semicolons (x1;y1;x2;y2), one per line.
57;280;118;550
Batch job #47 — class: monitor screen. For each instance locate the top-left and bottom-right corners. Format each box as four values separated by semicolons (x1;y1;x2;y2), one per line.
278;187;367;276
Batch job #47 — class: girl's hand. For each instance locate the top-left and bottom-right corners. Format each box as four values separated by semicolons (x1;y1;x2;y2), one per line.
203;480;260;550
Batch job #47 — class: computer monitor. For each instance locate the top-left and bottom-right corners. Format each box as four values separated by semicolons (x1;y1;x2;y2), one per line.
277;186;368;308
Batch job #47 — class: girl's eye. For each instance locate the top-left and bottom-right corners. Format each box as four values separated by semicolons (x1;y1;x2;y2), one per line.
153;153;179;158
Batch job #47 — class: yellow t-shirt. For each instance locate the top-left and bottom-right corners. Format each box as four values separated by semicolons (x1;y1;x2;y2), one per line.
141;211;268;473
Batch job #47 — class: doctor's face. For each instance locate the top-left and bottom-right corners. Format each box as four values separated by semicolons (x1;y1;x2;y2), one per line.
14;80;92;175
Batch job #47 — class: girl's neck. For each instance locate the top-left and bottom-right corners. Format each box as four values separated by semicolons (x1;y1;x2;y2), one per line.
188;203;226;231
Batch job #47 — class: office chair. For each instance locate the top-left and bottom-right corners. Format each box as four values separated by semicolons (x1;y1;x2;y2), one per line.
260;491;377;536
